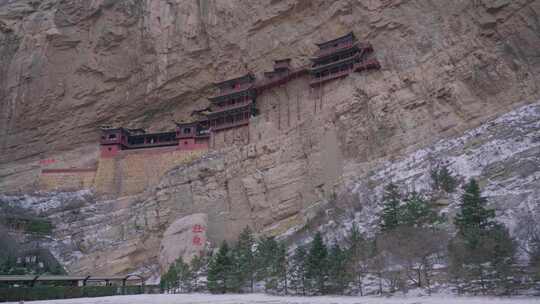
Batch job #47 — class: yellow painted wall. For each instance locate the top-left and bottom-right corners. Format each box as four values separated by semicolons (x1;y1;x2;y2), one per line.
94;147;207;197
39;147;207;198
39;171;96;191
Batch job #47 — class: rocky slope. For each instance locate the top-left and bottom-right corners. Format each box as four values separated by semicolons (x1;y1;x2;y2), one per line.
3;100;540;278
1;0;540;278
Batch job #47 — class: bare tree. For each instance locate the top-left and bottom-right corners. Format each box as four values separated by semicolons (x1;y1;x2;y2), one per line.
376;226;449;293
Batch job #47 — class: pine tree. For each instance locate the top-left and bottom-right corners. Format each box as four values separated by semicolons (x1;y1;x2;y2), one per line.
273;242;288;294
449;179;516;294
327;244;349;294
531;240;540;282
235;226;256;292
189;254;207;291
175;257;194;293
400;192;440;228
305;232;328;294
255;236;285;293
380;183;402;231
207;241;233;294
431;165;458;193
161;263;179;293
289;246;307;296
454;179;495;244
346;224;371;296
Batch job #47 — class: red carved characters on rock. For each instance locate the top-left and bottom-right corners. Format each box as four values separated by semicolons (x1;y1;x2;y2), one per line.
192;224;205;233
192;224;205;246
192;235;203;246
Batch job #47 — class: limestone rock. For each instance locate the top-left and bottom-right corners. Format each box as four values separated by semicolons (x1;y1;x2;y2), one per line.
1;0;540;279
158;213;208;273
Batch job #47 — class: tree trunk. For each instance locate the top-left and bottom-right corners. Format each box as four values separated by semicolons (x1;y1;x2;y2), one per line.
357;274;363;296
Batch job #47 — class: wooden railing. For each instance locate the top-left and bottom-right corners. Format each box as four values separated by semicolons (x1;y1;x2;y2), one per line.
310;58;381;86
310;68;351;86
125;140;178;149
314;42;372;58
213;100;253;113
217;83;254;96
354;58;381;71
311;52;361;72
255;66;309;92
211;119;249;131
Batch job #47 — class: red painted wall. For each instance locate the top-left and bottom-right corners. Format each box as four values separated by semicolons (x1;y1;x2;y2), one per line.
100;144;122;158
177;138;209;150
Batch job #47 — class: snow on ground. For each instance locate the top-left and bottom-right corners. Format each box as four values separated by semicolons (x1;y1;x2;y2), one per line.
9;294;538;304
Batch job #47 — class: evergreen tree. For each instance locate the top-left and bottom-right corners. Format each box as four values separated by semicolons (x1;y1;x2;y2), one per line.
189;254;207;291
207;241;233;293
449;179;516;294
327;244;349;294
380;183;402;231
346;224;371;296
235;226;256;292
271;242;288;294
431;165;458;193
289;246;307;296
161;263;178;293
305;232;328;294
454;179;495;244
175;257;195;292
400;192;440;228
255;236;286;293
531;239;540;282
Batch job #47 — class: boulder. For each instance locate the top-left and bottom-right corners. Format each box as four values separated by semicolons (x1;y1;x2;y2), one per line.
158;213;208;273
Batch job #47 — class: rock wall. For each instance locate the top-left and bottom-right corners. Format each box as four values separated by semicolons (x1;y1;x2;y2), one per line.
94;147;207;197
1;0;540;192
1;0;540;279
4;100;539;279
39;169;96;191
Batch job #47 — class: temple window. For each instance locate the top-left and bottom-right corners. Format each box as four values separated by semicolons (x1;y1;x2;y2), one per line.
183;128;191;134
108;134;116;139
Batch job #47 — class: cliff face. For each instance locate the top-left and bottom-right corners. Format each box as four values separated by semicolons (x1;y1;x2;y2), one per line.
1;0;540;278
1;0;539;190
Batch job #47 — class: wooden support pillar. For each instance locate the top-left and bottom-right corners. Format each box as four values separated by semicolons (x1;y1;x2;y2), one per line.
278;89;281;131
296;90;300;122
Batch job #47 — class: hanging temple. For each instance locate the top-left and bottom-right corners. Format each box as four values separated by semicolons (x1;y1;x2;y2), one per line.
99;32;381;157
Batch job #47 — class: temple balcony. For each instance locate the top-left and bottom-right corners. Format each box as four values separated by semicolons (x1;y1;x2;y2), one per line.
309;68;351;87
314;42;372;60
310;58;381;87
354;58;381;72
213;100;253;113
311;52;361;73
125;141;179;149
255;66;309;92
211;118;250;132
216;83;254;96
273;60;291;71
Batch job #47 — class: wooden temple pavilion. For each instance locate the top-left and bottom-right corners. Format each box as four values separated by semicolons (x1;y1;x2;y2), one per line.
175;120;210;150
206;73;257;132
98;31;381;154
100;127;179;157
256;59;309;92
310;32;380;86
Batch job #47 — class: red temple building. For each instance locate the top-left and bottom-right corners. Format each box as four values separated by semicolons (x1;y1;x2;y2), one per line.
175;120;210;150
99;32;381;155
100;127;183;157
255;59;309;92
206;73;257;133
310;32;380;87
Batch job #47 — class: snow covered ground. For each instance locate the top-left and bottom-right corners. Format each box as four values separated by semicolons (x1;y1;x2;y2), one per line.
9;294;538;304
